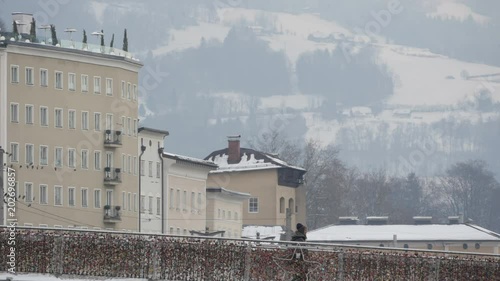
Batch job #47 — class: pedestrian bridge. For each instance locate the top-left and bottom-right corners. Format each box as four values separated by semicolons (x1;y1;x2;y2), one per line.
1;227;499;280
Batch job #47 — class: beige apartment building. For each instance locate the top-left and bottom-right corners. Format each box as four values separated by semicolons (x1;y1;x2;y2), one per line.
164;153;217;235
206;187;250;238
204;136;307;236
0;28;142;230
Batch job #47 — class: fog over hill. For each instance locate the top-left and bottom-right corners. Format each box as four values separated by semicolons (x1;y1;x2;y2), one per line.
1;0;499;179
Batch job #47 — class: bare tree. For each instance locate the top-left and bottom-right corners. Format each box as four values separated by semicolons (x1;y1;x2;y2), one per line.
440;160;499;229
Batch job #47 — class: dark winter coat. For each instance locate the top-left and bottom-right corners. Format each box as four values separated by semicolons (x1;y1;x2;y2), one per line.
291;231;307;242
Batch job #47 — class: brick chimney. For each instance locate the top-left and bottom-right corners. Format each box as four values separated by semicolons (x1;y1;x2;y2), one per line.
227;135;241;164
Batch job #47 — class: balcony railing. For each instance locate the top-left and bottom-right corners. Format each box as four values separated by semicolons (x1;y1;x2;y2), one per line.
104;130;122;147
104;168;121;185
103;205;121;223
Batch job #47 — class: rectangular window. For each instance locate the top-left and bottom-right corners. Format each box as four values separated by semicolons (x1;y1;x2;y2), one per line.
25;144;34;164
121;81;126;98
81;111;88;130
106;78;113;96
54;108;63;128
182;191;187;210
106;190;113;206
148;196;153;214
176;190;180;209
122;191;126;211
141;195;146;213
94;112;101;131
10;65;19;83
168;188;175;209
40;145;48;166
81;149;88;169
133;84;138;101
68;110;76;129
148;161;153;177
25;183;33;202
10;103;18;123
68;148;76;168
191;192;195;210
133;119;138;136
197;192;202;210
39;184;48;204
40;69;48;87
106;152;113;168
94;151;101;170
249;198;259;213
133;193;137;212
25;105;34;124
128;155;132;174
156;197;161;215
122;154;126;173
127;117;131;135
81;188;88;207
55;71;63;89
156;162;161;178
40;106;48;126
81;74;88;92
25;67;34;85
94;189;101;208
127;83;131;100
10;143;19;162
94;76;101;94
140;160;145;176
105;114;113;131
54;147;63;167
54;186;63;206
128;192;131;211
68;73;76;91
68;187;75;206
121;116;125;133
133;156;137;175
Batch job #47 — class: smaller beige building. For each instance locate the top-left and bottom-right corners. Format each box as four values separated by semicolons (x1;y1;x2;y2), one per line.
206;187;250;238
163;153;217;235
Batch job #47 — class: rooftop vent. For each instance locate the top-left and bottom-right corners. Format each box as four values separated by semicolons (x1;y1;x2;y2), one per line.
338;217;359;225
366;216;388;225
413;216;433;225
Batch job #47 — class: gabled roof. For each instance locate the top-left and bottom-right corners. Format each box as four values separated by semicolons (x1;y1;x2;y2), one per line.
204;147;306;174
163;152;217;168
307;224;500;242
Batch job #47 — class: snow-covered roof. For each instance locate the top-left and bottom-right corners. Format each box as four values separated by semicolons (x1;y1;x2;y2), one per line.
164;152;218;168
206;186;251;199
242;225;285;241
205;148;306;173
307;224;500;242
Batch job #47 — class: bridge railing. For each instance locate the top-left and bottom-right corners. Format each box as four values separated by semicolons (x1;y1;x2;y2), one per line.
1;227;499;280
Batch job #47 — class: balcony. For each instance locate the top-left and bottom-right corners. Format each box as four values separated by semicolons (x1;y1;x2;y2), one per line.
103;205;121;223
104;130;122;148
104;168;121;185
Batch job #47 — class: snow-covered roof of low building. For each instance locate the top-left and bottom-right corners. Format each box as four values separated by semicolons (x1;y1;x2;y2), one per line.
242;225;285;241
164;152;218;168
307;224;500;242
206;186;251;199
204;148;306;173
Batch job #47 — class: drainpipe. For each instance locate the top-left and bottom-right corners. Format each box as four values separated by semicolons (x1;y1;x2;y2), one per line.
138;140;146;232
158;146;165;234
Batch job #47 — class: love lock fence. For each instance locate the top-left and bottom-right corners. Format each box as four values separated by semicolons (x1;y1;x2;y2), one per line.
0;227;499;280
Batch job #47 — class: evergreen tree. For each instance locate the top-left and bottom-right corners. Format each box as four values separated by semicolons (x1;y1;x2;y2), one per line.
50;24;58;45
12;20;18;37
122;28;128;52
82;29;87;44
29;18;36;41
110;33;115;48
100;29;105;46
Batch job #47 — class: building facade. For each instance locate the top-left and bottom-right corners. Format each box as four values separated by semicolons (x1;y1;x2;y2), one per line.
204;136;307;237
0;27;142;230
138;127;169;234
164;153;217;235
206;187;250;238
